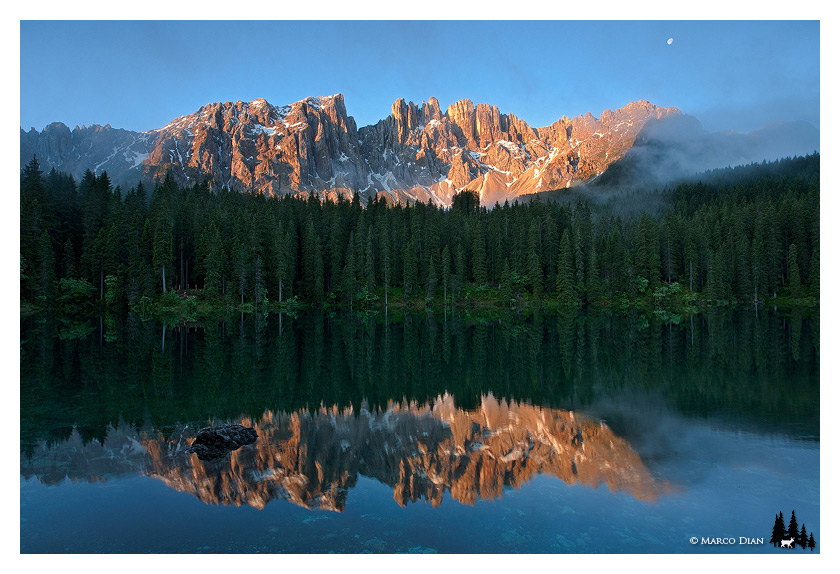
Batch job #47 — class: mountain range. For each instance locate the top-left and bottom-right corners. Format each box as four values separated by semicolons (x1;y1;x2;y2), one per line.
20;94;819;206
21;394;662;512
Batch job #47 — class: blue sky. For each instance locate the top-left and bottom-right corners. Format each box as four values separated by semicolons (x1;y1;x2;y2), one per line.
20;20;819;134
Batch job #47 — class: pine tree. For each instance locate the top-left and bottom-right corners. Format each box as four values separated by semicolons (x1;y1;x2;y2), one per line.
152;219;173;294
771;511;785;547
526;220;542;297
556;230;577;307
573;227;585;293
798;524;807;549
542;214;559;288
303;217;324;304
500;257;513;306
426;248;438;302
234;240;249;305
254;255;266;306
787;510;798;543
341;230;357;306
788;243;802;298
402;237;417;298
272;224;287;303
62;238;76;279
20;156;45;300
440;245;450;306
382;225;392;307
365;226;376;295
472;222;488;285
36;230;56;307
203;222;224;299
586;241;600;305
808;237;819;297
808;532;815;551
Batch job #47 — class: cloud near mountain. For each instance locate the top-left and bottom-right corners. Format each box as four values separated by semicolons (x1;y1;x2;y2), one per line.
20;94;818;207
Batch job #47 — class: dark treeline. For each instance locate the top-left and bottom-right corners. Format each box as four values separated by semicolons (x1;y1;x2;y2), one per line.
20;153;819;313
20;308;818;453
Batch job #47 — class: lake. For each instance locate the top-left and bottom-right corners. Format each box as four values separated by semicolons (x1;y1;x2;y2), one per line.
20;308;819;553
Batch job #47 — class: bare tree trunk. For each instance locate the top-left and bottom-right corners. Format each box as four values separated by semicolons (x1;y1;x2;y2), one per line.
162;264;167;293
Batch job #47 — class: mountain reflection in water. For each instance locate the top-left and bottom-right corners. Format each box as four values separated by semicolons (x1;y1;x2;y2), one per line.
21;394;662;511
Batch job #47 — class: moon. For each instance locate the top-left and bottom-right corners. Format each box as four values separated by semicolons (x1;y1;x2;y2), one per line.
667;37;674;45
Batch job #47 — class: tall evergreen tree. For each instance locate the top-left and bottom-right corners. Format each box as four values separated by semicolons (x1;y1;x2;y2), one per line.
808;237;819;297
36;230;55;307
203;222;224;299
472;221;488;285
526;220;542;297
556;230;576;307
788;243;802;298
771;512;786;547
787;510;798;542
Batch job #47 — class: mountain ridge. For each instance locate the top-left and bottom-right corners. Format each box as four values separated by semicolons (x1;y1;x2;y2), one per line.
20;94;817;206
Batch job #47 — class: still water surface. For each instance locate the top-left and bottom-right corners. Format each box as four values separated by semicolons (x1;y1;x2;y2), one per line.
20;309;819;553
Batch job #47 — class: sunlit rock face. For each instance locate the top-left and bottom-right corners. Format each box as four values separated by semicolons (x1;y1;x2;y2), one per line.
21;394;663;511
20;95;680;206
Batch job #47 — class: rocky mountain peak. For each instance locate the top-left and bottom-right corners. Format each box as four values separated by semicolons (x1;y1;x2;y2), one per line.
20;94;720;206
21;395;664;511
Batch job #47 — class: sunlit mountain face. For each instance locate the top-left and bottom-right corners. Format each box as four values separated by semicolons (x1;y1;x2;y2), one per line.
22;394;663;511
20;94;818;208
19;96;681;207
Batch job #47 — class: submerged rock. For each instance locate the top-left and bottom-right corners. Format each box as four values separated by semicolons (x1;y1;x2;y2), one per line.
186;424;258;460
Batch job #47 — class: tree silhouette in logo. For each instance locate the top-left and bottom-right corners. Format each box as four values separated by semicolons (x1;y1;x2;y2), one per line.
787;509;798;541
771;511;786;547
771;510;816;550
798;524;808;550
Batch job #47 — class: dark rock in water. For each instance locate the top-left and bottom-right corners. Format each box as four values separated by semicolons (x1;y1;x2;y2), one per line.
186;424;258;461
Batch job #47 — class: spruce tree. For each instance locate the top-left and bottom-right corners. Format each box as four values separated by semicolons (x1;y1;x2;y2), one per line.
234;240;249;305
254;255;266;306
152;219;173;293
36;230;55;308
62;238;76;279
472;222;488;285
501;258;513;306
808;532;815;551
203;223;223;299
808;237;819;297
787;510;798;543
556;230;576;307
402;237;417;298
771;511;785;547
586;241;600;305
788;243;802;298
526;220;542;297
798;524;807;549
440;245;450;296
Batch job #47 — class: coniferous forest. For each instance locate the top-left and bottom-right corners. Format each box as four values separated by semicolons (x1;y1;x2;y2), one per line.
19;153;819;318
